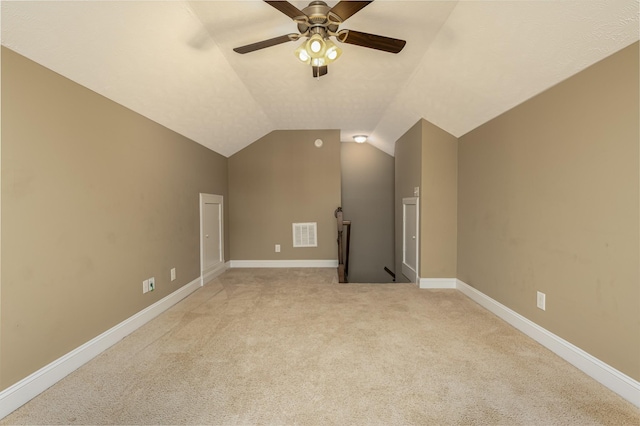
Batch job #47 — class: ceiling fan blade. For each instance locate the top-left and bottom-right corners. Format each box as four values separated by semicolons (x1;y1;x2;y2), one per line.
233;34;298;54
327;1;372;23
312;65;328;78
264;1;307;21
337;30;406;54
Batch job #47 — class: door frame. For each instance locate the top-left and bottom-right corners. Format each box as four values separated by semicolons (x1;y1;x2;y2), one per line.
200;193;224;286
402;197;419;284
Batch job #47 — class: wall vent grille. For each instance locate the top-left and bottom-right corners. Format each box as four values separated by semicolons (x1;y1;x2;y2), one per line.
293;222;317;248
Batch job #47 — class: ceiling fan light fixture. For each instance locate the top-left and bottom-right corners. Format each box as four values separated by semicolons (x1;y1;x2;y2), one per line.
353;135;368;143
306;33;326;58
311;57;325;67
294;44;311;64
324;39;342;63
310;39;322;53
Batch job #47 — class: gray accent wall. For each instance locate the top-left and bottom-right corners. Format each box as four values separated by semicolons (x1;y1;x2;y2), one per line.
341;142;395;283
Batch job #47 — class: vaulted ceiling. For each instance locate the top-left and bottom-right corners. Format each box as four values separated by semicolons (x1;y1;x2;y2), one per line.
2;1;638;157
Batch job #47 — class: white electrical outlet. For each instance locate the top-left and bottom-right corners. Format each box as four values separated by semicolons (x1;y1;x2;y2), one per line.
143;279;149;294
275;244;281;253
149;277;155;292
537;291;546;311
171;268;176;281
414;187;420;197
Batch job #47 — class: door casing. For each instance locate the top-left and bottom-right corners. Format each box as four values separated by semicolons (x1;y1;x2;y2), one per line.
402;197;419;283
200;193;224;285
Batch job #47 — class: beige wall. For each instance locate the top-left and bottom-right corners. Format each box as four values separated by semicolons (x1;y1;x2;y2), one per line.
341;142;395;283
394;121;423;282
2;36;636;402
421;120;458;278
228;130;340;261
457;42;639;380
1;47;229;389
394;119;458;282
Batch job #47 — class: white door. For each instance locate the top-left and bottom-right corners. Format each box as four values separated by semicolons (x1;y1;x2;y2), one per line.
402;197;419;283
200;193;224;284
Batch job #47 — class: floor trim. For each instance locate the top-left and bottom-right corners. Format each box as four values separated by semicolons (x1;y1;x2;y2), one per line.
3;273;637;418
419;278;457;289
229;259;338;268
456;279;640;408
0;276;202;420
201;261;229;285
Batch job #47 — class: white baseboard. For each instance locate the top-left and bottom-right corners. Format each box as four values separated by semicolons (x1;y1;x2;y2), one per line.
0;276;202;420
201;261;230;285
456;279;640;408
229;259;338;268
4;273;636;418
419;278;457;289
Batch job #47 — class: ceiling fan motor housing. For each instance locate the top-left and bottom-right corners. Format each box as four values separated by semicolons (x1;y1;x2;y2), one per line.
298;1;339;34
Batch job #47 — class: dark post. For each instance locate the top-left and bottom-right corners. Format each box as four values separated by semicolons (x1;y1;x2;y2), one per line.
335;207;346;283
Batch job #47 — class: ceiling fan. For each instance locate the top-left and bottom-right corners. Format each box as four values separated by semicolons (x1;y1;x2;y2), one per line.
233;0;406;77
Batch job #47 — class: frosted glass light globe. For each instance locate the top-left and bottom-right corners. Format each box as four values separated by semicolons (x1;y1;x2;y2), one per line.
310;40;322;53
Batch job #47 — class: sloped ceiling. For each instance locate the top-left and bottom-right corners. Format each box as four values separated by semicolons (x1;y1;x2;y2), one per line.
2;1;638;157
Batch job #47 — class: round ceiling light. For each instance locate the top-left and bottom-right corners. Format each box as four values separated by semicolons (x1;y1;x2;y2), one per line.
353;135;368;143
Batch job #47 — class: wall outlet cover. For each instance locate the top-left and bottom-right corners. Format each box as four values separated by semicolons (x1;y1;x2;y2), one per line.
537;291;546;311
171;268;176;281
143;279;149;294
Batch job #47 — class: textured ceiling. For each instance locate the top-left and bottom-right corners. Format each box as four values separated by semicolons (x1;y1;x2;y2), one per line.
2;1;638;157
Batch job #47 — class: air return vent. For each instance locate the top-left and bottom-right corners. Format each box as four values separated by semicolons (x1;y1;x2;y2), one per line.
293;222;317;247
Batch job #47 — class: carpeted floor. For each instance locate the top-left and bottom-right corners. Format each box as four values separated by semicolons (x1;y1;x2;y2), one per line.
2;268;639;425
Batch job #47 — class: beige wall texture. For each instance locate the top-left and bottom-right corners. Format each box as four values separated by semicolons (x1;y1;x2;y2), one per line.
394;119;458;282
420;120;458;278
341;142;395;283
1;47;229;390
457;42;639;380
228;130;341;261
394;121;422;283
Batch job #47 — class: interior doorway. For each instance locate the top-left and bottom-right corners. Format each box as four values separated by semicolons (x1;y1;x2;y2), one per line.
402;197;419;283
200;193;224;285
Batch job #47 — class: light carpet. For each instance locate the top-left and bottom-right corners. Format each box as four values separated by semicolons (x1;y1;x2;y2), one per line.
2;268;639;425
